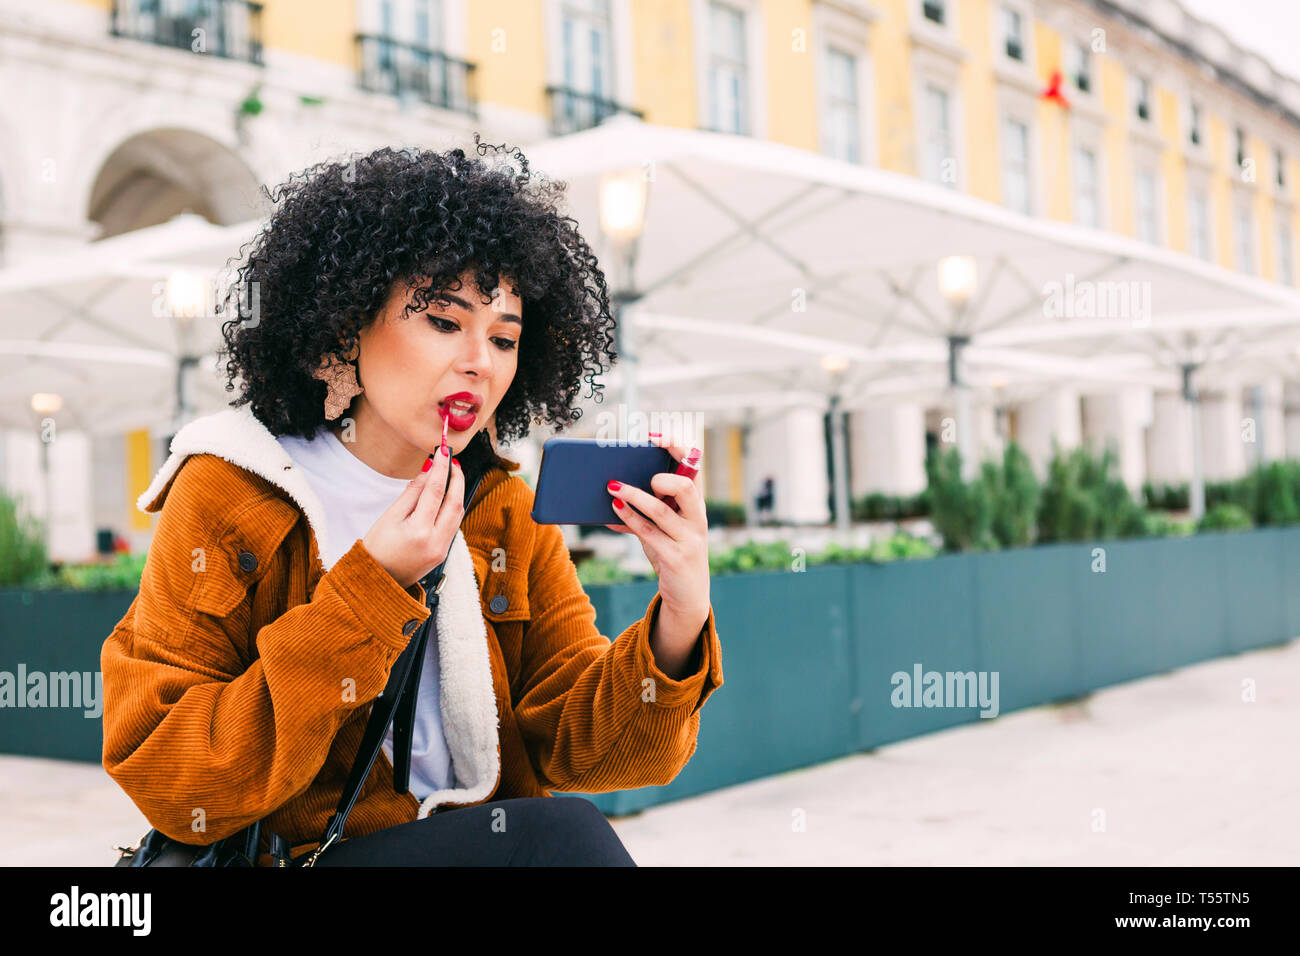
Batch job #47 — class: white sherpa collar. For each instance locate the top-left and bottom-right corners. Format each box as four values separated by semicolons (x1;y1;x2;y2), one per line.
137;404;501;814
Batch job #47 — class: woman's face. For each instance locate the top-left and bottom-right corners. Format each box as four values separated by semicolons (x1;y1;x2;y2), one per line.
334;268;522;478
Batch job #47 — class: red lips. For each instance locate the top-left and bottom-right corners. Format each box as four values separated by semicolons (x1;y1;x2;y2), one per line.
439;391;481;432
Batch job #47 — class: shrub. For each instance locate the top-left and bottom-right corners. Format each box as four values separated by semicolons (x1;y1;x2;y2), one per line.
51;553;149;591
1037;444;1145;543
1197;503;1253;533
984;442;1040;548
0;489;50;588
703;500;747;528
924;446;995;552
575;556;639;586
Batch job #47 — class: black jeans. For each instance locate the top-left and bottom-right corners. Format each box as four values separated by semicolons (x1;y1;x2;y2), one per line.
313;797;637;866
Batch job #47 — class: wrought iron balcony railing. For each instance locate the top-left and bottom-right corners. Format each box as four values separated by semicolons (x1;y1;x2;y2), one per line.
355;34;477;115
546;85;643;136
110;0;264;65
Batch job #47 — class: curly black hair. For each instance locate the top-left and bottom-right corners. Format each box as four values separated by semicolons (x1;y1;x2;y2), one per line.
216;134;617;447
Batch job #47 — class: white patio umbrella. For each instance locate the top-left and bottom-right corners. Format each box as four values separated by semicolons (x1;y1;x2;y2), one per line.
524;115;1300;522
0;212;264;436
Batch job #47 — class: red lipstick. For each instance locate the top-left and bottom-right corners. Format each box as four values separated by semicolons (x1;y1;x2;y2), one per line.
439;391;481;432
674;448;702;480
664;447;702;513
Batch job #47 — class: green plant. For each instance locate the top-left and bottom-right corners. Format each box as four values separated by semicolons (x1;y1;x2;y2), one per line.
984;442;1040;548
575;556;639;586
708;540;799;576
51;553;149;591
0;489;50;587
1037;443;1145;543
703;499;746;528
924;446;995;552
1142;511;1195;538
1254;460;1300;525
1197;503;1253;533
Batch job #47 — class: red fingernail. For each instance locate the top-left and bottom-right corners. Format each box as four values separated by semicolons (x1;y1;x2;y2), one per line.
614;499;625;509
607;480;621;491
452;457;460;468
422;458;433;473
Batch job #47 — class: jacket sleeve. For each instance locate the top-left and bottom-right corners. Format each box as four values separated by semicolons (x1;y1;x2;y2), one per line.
101;468;432;845
512;520;723;793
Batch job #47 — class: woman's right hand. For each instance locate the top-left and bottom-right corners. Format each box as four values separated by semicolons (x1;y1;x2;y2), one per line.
362;446;464;589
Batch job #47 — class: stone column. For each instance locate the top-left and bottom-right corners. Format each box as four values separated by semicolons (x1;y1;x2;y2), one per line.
847;403;926;496
1081;387;1151;494
746;401;830;524
1014;387;1082;479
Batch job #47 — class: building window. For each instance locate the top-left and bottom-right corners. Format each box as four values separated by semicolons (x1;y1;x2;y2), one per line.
1235;126;1247;170
824;46;860;164
922;0;945;26
1188;101;1202;147
922;84;955;187
706;1;748;135
1002;7;1024;62
1133;75;1151;122
1278;221;1295;284
1276;147;1286;190
110;0;265;64
1002;117;1030;214
1074;146;1098;227
1134;169;1157;243
357;0;475;114
1235;200;1255;273
549;0;638;134
1069;41;1091;94
1187;190;1211;261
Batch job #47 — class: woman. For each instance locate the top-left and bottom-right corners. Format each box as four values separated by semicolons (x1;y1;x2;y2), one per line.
101;138;723;867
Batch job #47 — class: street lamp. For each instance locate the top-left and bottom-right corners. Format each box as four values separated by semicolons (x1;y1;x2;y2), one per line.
938;256;978;480
600;169;649;566
30;392;63;556
599;169;649;435
166;270;207;433
821;353;851;533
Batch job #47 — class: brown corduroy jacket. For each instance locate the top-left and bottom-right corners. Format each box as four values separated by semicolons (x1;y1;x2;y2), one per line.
101;405;723;865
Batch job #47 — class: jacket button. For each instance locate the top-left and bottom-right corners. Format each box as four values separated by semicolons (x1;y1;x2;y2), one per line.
489;595;508;614
238;551;258;572
401;619;420;636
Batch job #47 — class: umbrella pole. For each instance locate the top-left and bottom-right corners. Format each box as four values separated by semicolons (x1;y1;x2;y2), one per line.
1183;363;1205;521
828;390;850;534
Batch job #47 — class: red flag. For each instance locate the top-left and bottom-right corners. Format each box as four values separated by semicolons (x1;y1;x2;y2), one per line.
1041;69;1070;108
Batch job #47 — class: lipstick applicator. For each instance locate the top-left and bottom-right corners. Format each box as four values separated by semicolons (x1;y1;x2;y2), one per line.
664;447;702;513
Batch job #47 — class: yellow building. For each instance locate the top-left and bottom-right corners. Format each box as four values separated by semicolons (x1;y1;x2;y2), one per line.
7;0;1300;551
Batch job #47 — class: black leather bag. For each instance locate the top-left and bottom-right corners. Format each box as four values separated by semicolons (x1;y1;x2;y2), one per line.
114;462;488;868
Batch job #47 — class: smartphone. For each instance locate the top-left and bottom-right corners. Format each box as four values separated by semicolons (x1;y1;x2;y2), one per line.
530;438;678;525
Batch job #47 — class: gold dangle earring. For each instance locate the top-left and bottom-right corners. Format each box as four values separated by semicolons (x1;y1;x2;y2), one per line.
311;343;363;420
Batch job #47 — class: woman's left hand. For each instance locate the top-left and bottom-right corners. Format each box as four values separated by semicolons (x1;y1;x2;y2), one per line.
604;433;710;632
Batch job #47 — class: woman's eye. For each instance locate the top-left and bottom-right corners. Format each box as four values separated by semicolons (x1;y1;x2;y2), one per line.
430;316;458;332
493;338;518;351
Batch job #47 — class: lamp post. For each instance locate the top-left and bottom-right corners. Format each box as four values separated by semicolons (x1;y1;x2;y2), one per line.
938;256;978;480
30;392;62;556
1182;361;1205;520
822;353;851;533
166;270;207;434
600;168;649;565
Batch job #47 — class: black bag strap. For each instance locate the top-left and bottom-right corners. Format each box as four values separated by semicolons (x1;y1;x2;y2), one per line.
303;464;488;866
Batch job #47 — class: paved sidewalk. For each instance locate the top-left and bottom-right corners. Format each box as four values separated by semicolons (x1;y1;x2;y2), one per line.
4;639;1297;866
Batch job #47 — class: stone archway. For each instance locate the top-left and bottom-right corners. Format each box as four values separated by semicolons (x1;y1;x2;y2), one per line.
86;127;267;239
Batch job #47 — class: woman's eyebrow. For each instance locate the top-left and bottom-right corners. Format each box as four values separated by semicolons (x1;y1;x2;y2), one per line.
433;291;522;325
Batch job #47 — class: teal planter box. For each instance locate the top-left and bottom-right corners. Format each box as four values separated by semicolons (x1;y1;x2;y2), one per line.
5;526;1299;820
0;588;135;763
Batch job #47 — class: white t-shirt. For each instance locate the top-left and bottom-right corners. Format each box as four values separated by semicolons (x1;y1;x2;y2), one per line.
276;426;455;799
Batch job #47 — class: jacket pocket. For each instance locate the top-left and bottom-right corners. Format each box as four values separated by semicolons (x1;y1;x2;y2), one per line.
192;496;299;618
